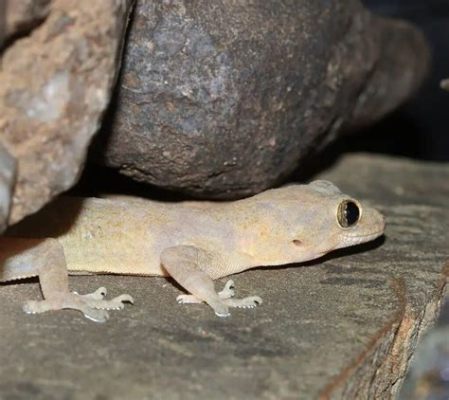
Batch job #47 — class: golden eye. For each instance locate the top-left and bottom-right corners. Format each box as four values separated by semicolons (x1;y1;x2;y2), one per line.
337;200;360;228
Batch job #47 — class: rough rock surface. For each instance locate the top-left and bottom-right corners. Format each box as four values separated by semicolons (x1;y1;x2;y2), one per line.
399;298;449;399
95;0;429;199
0;154;447;399
0;143;16;232
0;0;134;224
1;1;49;48
0;0;51;47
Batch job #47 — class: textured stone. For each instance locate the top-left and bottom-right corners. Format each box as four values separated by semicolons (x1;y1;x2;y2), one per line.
0;154;447;399
0;143;16;232
95;0;429;199
0;0;51;47
0;0;134;224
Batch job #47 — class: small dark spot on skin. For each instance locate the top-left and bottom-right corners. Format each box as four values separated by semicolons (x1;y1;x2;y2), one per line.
292;239;302;246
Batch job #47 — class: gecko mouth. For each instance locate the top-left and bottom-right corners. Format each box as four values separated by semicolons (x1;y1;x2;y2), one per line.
343;230;384;244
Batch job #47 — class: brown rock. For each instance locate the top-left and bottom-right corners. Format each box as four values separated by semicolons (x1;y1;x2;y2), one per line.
0;0;134;224
95;0;429;199
0;142;16;232
0;0;51;48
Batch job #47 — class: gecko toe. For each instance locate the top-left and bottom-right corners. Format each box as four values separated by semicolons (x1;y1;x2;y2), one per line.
79;287;108;301
89;293;134;310
177;294;202;304
91;287;108;299
218;280;236;299
113;294;134;305
247;296;262;306
111;293;134;308
23;300;40;314
82;308;109;323
215;309;231;318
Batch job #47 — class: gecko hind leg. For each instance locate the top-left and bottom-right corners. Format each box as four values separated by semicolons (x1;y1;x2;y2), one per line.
0;237;133;322
162;246;262;317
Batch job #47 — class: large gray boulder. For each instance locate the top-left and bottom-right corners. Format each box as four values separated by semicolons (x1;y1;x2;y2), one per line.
95;0;429;199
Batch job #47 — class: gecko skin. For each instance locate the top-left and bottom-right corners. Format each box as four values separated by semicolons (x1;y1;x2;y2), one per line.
0;180;385;322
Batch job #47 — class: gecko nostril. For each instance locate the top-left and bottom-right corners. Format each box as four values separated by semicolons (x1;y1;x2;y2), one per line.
292;240;302;246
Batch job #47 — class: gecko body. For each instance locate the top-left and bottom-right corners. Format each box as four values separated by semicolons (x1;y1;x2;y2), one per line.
0;180;385;321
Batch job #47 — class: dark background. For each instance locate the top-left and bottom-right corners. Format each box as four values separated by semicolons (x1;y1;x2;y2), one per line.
357;0;449;161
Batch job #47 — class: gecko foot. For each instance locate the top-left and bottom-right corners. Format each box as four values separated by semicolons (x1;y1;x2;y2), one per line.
23;287;134;323
177;279;236;304
176;280;262;317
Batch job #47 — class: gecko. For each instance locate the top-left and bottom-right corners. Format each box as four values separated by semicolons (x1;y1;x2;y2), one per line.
0;180;385;322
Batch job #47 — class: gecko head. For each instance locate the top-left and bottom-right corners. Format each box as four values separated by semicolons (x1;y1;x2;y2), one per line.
251;180;385;264
290;180;385;258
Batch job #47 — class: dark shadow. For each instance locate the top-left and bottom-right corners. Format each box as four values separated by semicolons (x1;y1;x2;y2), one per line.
6;197;85;238
361;0;449;162
0;0;6;50
71;163;191;202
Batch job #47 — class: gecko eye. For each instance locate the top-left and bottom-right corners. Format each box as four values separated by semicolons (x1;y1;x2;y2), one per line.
337;200;360;228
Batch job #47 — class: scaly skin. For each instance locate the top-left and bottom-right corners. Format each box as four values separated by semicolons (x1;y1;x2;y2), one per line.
1;180;385;320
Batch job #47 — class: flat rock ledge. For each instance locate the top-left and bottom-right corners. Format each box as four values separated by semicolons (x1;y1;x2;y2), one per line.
0;153;448;399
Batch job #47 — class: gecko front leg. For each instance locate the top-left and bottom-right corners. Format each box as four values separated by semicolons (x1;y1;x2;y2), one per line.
161;245;262;317
0;237;133;322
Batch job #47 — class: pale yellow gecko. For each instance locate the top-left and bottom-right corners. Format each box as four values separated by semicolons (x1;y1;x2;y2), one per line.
0;180;385;322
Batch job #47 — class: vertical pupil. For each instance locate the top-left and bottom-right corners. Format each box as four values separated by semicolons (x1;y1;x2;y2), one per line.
345;201;359;226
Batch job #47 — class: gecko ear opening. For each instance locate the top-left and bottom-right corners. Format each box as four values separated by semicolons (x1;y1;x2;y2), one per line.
292;239;302;246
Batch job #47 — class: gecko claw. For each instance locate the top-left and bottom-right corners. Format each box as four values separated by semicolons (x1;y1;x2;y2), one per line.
218;280;236;299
